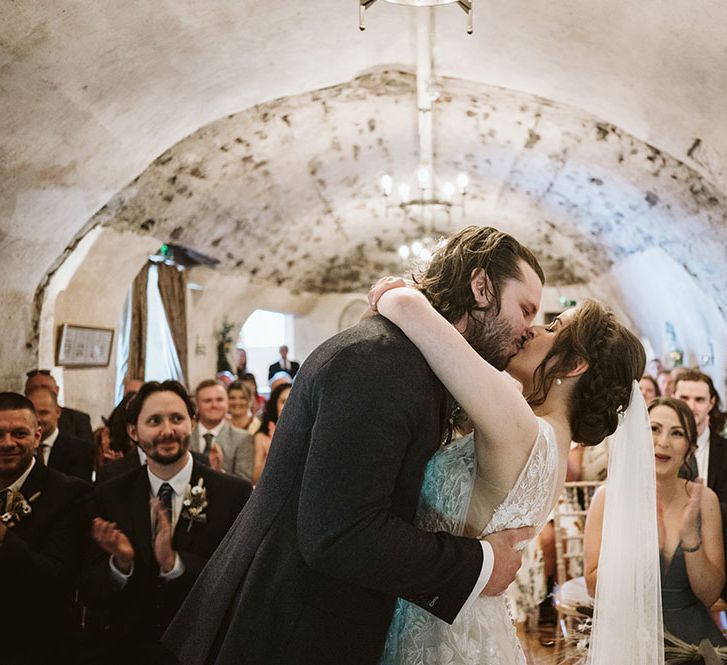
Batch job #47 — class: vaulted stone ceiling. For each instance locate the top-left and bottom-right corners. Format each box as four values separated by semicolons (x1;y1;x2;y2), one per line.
95;65;727;307
2;0;727;383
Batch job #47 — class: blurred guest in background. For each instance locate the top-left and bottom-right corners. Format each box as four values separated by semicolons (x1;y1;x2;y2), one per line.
227;381;261;436
27;386;93;482
252;382;291;485
25;369;94;447
639;374;661;403
241;372;266;415
268;345;299;380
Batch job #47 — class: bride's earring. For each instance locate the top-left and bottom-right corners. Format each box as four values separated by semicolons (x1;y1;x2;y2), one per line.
555;378;562;385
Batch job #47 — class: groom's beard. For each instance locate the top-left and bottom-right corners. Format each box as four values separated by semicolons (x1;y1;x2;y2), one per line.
463;306;518;371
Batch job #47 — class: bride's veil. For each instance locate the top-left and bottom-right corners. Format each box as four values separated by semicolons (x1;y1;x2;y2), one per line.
586;381;664;665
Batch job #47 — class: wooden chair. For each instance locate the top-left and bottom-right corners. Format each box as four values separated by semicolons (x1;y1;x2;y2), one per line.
551;480;604;654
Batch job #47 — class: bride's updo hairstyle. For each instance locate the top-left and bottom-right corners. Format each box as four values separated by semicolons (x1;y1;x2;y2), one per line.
529;299;646;446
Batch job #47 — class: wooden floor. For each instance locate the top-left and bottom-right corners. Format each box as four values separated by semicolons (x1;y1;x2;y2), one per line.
517;621;568;665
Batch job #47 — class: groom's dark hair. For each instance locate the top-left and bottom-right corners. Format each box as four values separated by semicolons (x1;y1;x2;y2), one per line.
416;226;544;323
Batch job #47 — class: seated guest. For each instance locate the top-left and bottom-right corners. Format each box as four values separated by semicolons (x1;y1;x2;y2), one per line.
269;370;293;392
216;370;236;387
241;372;266;415
252;382;291;485
657;369;675;398
0;392;91;665
639;374;661;403
227;380;261;436
268;344;299;380
92;425;123;475
80;381;252;664
27;385;94;481
25;369;94;446
190;379;253;483
234;347;248;379
674;368;727;599
584;397;726;646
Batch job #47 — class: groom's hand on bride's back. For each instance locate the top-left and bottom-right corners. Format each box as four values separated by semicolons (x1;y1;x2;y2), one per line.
480;526;535;596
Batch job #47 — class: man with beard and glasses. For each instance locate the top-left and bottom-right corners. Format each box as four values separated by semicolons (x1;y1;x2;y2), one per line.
80;381;252;664
162;227;544;665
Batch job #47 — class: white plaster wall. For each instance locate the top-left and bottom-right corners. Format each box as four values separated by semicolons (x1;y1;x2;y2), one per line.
184;267;320;390
41;228;160;425
595;249;727;395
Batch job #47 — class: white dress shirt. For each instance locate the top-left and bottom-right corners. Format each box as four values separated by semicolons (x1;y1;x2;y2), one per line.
1;457;36;509
109;453;194;586
695;426;711;481
458;542;494;617
197;421;225;454
40;427;60;465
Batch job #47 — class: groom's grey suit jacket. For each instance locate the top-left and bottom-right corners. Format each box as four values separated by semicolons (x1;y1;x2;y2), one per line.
190;422;254;484
163;316;484;665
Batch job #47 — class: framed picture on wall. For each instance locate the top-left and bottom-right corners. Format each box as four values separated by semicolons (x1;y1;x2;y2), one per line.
56;324;114;367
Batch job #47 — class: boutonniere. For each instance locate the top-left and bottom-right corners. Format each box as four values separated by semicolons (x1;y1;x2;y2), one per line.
0;490;41;527
181;478;208;532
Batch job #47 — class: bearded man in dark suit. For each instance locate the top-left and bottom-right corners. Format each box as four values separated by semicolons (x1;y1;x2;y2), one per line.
80;381;252;664
0;392;91;665
163;227;544;665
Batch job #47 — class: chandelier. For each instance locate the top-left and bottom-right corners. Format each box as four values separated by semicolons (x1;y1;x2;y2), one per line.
380;168;468;219
359;0;473;34
367;6;472;224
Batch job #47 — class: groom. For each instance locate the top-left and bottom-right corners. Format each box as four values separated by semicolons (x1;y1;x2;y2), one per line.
163;226;545;665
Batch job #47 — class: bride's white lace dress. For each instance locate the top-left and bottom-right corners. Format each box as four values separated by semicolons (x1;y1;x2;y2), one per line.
380;418;559;665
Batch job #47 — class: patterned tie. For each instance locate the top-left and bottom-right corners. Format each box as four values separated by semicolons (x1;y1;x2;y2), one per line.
202;432;214;455
157;482;174;523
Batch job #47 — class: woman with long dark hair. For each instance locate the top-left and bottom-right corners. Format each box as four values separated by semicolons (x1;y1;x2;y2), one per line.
252;382;291;485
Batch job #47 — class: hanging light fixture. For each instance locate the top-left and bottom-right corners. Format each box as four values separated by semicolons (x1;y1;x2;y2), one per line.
371;6;470;222
359;0;473;34
379;168;469;220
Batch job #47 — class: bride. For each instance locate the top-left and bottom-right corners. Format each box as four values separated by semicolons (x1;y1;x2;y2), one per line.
368;279;653;665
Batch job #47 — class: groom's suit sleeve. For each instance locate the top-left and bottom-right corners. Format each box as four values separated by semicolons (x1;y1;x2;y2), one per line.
297;337;485;624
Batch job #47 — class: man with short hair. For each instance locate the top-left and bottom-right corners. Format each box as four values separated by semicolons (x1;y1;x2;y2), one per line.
674;369;727;599
25;369;94;446
80;381;252;664
27;385;93;481
657;368;675;397
164;226;544;665
268;344;300;380
0;392;91;665
674;369;727;496
190;379;254;482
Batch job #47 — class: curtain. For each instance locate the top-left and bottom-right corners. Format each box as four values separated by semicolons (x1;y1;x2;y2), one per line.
127;262;151;383
156;262;188;383
114;286;132;404
145;265;184;385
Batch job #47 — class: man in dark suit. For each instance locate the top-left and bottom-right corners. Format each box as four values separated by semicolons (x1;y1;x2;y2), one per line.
0;392;91;665
674;369;727;597
25;369;94;446
268;344;300;380
163;227;544;665
27;385;93;481
81;381;252;664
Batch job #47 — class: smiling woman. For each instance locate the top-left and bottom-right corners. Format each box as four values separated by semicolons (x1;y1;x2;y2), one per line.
584;396;726;648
